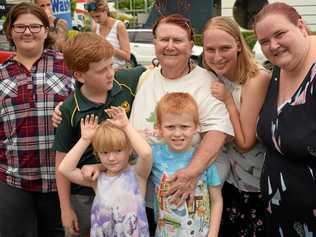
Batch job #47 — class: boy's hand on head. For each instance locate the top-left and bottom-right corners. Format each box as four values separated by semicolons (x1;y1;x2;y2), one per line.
52;101;63;128
81;164;102;181
81;114;99;142
105;106;129;129
211;81;233;106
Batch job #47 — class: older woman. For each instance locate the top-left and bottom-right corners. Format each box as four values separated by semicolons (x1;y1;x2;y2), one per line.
204;16;270;236
254;2;316;236
0;2;73;237
129;14;234;233
85;0;130;69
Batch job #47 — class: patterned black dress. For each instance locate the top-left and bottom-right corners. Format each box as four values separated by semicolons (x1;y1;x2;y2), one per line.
257;64;316;236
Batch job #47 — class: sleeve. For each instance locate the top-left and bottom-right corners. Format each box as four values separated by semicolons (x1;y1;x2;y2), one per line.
205;164;222;187
52;103;76;153
115;66;146;94
129;71;146;128
198;73;234;136
129;68;153;129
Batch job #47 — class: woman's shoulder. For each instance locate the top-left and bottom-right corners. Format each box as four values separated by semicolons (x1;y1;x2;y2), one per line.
244;67;271;88
115;20;127;31
136;67;160;89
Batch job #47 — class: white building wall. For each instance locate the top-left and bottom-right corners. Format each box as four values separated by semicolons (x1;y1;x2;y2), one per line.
222;0;316;31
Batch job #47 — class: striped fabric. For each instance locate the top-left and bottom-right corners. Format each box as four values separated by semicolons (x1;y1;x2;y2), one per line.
0;49;74;192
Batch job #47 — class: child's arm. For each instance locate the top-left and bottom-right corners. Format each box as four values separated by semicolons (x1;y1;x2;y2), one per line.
208;186;223;237
58;114;99;189
106;107;152;180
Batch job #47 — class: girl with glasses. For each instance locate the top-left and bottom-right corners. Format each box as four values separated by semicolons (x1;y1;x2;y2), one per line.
0;3;74;237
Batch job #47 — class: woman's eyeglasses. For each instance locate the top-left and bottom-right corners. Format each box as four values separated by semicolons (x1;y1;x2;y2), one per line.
12;24;44;33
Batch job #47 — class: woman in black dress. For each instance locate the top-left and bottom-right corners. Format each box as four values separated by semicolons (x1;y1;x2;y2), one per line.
254;2;316;236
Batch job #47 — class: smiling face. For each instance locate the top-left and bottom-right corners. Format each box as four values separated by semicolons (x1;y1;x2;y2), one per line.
11;13;48;55
154;23;193;72
255;14;309;71
158;112;198;152
203;27;240;79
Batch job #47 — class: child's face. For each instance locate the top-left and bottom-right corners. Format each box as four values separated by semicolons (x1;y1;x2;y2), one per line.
77;57;114;95
158;112;198;152
97;149;130;176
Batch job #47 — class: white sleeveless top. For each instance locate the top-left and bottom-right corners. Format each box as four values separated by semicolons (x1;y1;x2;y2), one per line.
96;20;126;68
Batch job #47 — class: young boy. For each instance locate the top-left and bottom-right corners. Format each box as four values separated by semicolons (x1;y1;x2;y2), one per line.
151;92;223;237
53;32;144;237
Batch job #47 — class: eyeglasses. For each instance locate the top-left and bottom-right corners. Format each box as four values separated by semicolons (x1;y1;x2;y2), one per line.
12;24;44;33
84;2;97;12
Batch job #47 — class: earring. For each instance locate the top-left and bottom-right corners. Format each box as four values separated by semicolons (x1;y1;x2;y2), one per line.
152;57;159;67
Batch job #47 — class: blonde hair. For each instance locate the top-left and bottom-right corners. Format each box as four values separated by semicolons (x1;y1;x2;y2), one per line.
156;92;199;126
92;122;131;153
203;16;259;84
63;32;113;73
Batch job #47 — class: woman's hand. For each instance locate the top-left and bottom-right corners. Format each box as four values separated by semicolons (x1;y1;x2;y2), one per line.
166;168;198;206
105;106;128;130
80;114;99;142
52;102;63;128
211;81;233;106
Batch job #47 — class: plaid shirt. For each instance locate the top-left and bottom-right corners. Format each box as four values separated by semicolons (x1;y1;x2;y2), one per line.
0;49;74;192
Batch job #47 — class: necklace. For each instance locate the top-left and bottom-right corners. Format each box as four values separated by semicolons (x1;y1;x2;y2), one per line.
161;61;192;79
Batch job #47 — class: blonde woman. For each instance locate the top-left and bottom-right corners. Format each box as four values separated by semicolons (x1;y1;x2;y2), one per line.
204;16;270;236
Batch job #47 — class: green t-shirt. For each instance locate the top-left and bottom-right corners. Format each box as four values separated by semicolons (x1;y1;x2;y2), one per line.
53;66;145;194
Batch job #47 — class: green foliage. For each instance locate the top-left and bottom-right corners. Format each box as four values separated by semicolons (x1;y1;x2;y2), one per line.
82;15;94;32
194;34;203;46
67;29;80;38
70;0;76;16
242;31;257;49
118;0;154;10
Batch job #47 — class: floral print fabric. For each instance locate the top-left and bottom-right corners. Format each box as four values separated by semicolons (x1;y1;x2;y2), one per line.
90;169;149;237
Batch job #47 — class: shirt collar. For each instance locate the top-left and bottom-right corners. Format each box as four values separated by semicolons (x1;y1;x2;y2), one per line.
74;79;122;112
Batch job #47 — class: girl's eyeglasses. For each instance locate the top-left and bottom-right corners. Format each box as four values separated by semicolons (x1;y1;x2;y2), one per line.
12;24;44;33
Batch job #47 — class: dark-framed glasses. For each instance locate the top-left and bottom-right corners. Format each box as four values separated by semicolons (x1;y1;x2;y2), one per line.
84;2;97;12
12;24;44;33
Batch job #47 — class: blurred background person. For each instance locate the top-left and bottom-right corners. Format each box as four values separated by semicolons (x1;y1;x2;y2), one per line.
0;3;73;237
35;0;68;51
85;0;131;70
254;2;316;236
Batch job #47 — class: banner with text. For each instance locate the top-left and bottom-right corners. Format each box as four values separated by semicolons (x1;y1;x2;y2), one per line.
51;0;72;29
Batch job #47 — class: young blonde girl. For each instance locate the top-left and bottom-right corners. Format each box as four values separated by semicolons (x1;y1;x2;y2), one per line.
58;107;152;237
